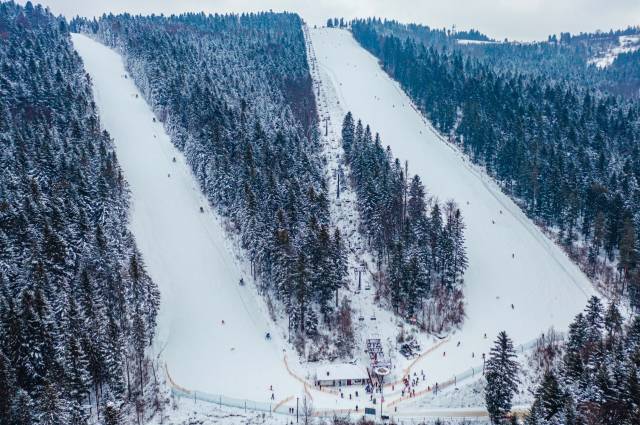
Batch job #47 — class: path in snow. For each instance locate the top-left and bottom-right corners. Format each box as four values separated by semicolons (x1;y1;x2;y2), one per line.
309;28;597;394
71;34;302;402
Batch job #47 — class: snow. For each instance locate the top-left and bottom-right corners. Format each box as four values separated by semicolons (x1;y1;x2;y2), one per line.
588;35;640;68
71;33;303;403
71;25;599;420
308;27;597;409
315;364;369;381
456;39;497;45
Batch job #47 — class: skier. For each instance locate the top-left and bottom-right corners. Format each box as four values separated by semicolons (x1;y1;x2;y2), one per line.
457;341;461;347
221;320;225;325
153;117;156;122
239;278;245;286
168;173;170;178
172;157;176;162
265;332;271;340
492;219;495;224
511;304;515;310
200;206;204;213
512;253;515;259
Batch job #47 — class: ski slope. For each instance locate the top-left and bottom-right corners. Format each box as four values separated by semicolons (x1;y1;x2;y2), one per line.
71;34;302;402
309;28;597;391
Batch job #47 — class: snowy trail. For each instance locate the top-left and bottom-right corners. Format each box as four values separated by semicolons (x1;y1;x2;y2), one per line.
309;28;597;392
71;34;302;402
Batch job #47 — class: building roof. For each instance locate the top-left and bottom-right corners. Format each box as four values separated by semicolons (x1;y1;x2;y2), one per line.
315;363;369;381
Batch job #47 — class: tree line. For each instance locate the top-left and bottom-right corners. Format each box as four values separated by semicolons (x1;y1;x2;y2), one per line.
351;19;640;310
526;297;640;425
71;12;352;353
342;112;467;332
0;2;160;423
481;297;639;425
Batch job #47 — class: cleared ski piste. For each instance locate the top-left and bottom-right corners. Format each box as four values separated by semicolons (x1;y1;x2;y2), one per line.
309;27;596;397
71;34;303;403
72;27;598;415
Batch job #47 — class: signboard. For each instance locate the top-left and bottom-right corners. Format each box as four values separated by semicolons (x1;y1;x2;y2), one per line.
364;407;376;416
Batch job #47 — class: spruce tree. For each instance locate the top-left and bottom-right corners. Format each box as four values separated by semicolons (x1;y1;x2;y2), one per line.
485;331;521;424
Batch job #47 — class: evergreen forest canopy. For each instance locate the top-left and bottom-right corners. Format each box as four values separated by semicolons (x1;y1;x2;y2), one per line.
351;18;640;311
70;11;354;353
352;18;640;99
0;1;160;423
341;112;467;332
526;297;640;424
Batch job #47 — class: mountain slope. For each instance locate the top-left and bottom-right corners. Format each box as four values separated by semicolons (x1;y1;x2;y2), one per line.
309;27;596;388
71;34;303;402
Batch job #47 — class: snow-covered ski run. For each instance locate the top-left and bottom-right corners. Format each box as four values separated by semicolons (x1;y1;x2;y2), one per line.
307;26;597;404
71;33;302;403
71;26;598;419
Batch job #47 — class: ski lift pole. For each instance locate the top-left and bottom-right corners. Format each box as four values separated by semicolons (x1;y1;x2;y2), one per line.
354;265;365;290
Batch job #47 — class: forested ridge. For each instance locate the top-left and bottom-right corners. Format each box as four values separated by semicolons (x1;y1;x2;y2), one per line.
353;18;640;99
71;12;353;353
0;2;160;423
351;19;640;310
342;112;467;331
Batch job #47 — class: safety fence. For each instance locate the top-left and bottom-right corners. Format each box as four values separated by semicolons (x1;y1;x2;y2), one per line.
387;331;565;407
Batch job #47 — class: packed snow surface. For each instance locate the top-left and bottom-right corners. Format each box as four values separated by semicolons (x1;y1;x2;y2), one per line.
71;34;302;402
71;27;599;416
589;35;640;68
309;27;596;389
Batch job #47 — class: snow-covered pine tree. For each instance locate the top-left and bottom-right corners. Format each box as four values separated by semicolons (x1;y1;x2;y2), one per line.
0;3;159;421
340;112;468;330
485;331;521;424
73;11;348;350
